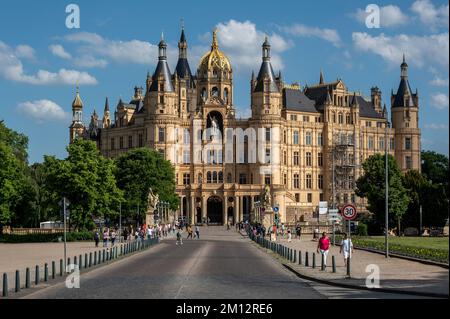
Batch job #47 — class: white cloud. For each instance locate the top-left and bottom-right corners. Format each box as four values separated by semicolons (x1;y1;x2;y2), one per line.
352;32;449;68
49;44;72;59
74;55;108;68
0;41;98;85
65;32;165;65
431;93;449;110
17;100;69;123
197;20;292;73
353;5;408;27
15;45;35;60
424;123;448;130
411;0;449;30
281;23;341;47
430;76;449;87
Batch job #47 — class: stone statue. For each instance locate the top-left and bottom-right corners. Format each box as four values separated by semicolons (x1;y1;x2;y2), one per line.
147;188;159;211
209;114;220;140
263;185;271;208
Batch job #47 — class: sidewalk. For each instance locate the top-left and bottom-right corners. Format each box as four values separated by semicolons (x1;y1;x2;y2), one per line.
0;233;174;294
244;231;449;297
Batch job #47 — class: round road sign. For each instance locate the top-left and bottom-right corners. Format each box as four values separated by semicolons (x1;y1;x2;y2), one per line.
341;204;357;221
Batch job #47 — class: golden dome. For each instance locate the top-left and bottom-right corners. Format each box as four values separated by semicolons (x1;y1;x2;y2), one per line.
198;30;232;73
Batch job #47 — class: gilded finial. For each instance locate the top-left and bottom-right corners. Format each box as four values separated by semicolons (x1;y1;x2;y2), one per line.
212;28;219;50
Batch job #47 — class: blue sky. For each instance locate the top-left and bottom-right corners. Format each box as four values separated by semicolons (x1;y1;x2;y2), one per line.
0;0;448;164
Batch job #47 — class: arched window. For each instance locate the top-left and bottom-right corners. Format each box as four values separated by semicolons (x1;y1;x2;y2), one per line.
338;113;343;124
227;173;232;183
218;172;223;183
211;87;219;98
207;171;212;183
346;114;351;124
224;88;229;103
212;171;218;183
201;88;207;100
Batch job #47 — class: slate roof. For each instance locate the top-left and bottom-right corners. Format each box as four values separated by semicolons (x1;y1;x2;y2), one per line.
149;60;174;92
283;88;318;113
254;61;278;92
392;78;416;107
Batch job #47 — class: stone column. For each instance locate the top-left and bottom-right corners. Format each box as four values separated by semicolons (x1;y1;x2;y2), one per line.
235;196;240;223
239;196;244;222
250;195;254;222
223;196;228;225
202;196;207;224
178;196;183;222
190;195;196;225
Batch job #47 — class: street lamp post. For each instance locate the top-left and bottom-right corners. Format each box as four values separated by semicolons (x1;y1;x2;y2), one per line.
385;119;390;258
119;202;122;243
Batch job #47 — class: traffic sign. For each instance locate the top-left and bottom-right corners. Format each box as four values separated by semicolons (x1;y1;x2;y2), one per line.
273;206;279;213
341;204;357;221
319;201;328;215
328;209;339;214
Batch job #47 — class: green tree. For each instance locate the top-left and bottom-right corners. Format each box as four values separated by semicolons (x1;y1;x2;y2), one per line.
0;120;29;163
44;139;123;230
421;151;449;199
402;170;427;229
356;154;410;234
115;148;178;221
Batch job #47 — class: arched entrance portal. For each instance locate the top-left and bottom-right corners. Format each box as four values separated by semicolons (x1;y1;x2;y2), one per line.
207;196;223;225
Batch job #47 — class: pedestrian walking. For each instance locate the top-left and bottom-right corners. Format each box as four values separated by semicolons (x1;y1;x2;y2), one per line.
103;229;109;247
339;233;354;267
111;229;117;246
176;230;183;245
317;232;330;269
287;229;292;242
313;227;319;240
94;231;100;247
123;228;128;242
295;224;302;239
195;225;200;239
187;225;193;239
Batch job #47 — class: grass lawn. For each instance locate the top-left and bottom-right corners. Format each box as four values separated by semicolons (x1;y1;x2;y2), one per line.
358;236;449;251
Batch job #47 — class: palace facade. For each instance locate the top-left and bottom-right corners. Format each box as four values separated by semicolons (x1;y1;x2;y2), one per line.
69;28;421;225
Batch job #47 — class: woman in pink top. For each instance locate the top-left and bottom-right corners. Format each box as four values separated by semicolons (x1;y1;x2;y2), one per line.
316;232;330;269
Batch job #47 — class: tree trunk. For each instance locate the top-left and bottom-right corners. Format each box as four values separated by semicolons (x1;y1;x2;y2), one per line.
398;218;401;236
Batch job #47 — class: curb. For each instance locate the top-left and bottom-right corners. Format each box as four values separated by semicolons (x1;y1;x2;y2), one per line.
243;231;449;299
282;263;449;299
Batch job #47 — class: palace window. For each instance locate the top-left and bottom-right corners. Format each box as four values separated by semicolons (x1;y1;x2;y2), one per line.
293;152;299;165
346;114;351;124
318;152;323;167
306;152;312;166
227;173;232;183
379;137;385;150
295;194;300;203
138;134;143;147
183;150;190;164
198;173;202;184
306;174;312;189
390;138;395;150
183;129;190;144
293;174;300;189
218;172;223;183
128;136;133;149
159;127;165;142
265;148;271;164
368;136;374;150
264;174;271;185
338;113;343;124
305;132;312;145
317;133;323;146
239;173;247;185
119;136;124;149
183;173;190;185
307;193;312;203
406;156;412;169
293;131;299;145
332;112;336;123
265;128;271;142
303;116;310;122
159;96;164;104
366;121;372;127
283;130;287;143
318;174;324;189
405;137;412;150
111;138;115;150
283;173;287;185
207;172;212;183
158;149;165;159
284;150;287;165
290;115;297;121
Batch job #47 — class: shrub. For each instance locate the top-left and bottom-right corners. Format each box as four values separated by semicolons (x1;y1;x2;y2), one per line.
356;223;368;236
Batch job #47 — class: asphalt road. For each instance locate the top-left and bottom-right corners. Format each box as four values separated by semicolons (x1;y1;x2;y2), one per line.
21;227;417;299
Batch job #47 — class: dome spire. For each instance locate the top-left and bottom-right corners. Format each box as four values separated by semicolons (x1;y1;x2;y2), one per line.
211;28;219;51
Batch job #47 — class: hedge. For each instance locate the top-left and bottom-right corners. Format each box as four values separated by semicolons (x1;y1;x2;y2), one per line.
335;236;449;264
0;231;95;243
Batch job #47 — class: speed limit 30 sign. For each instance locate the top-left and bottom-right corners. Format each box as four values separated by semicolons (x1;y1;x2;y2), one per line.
341;204;357;221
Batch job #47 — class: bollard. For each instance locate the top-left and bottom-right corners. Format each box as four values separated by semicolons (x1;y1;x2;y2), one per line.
52;261;56;279
15;270;20;292
94;251;97;265
79;255;82;269
2;273;8;297
74;256;77;269
305;252;309;267
98;250;101;264
67;257;71;273
44;263;48;282
120;245;123;256
321;253;325;271
26;268;30;288
332;256;336;273
102;250;105;263
293;250;297;263
35;265;39;285
346;257;351;278
59;259;63;276
89;252;92;267
299;250;302;265
312;253;316;269
85;253;88;269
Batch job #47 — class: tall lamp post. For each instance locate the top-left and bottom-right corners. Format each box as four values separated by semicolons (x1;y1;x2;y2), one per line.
385;118;390;258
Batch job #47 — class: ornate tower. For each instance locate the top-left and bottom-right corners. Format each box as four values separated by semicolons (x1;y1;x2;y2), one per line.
69;87;85;143
102;97;111;128
391;55;421;171
197;29;234;117
251;37;282;119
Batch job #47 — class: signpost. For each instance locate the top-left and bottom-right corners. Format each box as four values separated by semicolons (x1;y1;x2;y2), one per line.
328;208;340;245
59;198;70;273
341;204;357;238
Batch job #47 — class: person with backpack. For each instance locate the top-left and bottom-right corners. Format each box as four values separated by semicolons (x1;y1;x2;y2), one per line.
111;229;117;246
176;230;183;245
195;225;200;239
103;228;109;247
187;225;193;239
